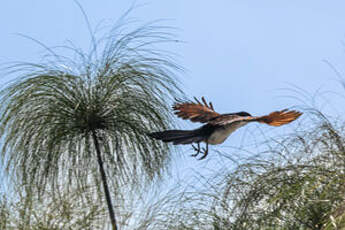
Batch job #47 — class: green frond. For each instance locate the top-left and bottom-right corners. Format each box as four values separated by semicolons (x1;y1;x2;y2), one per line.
0;21;183;194
0;183;107;230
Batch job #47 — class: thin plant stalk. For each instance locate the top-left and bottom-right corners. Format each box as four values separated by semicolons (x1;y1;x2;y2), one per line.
92;130;118;230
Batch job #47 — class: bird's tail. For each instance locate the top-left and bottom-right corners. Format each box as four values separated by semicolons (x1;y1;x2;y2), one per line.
148;129;204;145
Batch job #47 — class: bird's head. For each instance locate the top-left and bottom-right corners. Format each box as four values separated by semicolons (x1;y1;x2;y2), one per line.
235;111;252;117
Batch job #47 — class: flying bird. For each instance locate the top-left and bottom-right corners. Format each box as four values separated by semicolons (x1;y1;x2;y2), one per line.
149;97;302;160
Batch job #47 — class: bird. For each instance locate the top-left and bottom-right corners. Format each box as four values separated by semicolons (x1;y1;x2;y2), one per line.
148;97;302;160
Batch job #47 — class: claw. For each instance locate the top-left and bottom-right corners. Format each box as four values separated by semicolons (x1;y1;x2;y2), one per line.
198;143;209;160
191;152;199;157
191;143;200;157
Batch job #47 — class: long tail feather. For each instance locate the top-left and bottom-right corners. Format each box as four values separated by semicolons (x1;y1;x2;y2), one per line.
148;129;204;145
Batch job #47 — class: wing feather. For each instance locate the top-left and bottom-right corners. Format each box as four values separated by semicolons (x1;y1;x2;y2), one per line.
173;97;220;123
207;109;302;126
254;109;302;126
174;96;302;127
208;114;256;125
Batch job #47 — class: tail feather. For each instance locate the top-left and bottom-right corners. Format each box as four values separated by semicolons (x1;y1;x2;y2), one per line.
148;129;204;145
173;136;204;145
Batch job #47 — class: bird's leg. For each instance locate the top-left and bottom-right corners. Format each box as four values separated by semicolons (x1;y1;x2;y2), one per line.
198;143;209;160
191;143;200;157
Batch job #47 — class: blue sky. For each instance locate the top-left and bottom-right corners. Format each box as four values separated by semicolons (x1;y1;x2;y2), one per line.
2;1;345;186
1;1;345;114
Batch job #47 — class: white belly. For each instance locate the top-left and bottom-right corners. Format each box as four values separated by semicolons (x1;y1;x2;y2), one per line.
207;122;247;145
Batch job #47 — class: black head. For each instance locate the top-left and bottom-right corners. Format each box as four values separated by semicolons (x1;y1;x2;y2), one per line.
235;111;252;117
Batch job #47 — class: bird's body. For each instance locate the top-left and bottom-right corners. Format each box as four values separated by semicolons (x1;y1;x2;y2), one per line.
148;97;302;159
207;121;248;145
149;116;248;145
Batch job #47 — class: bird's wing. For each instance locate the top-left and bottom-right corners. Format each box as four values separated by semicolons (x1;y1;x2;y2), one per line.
208;109;302;126
173;97;220;123
208;114;254;126
253;109;302;126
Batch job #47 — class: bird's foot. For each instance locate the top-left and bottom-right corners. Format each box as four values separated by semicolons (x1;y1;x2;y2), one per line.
191;144;200;157
198;148;208;160
191;143;209;160
198;144;209;160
